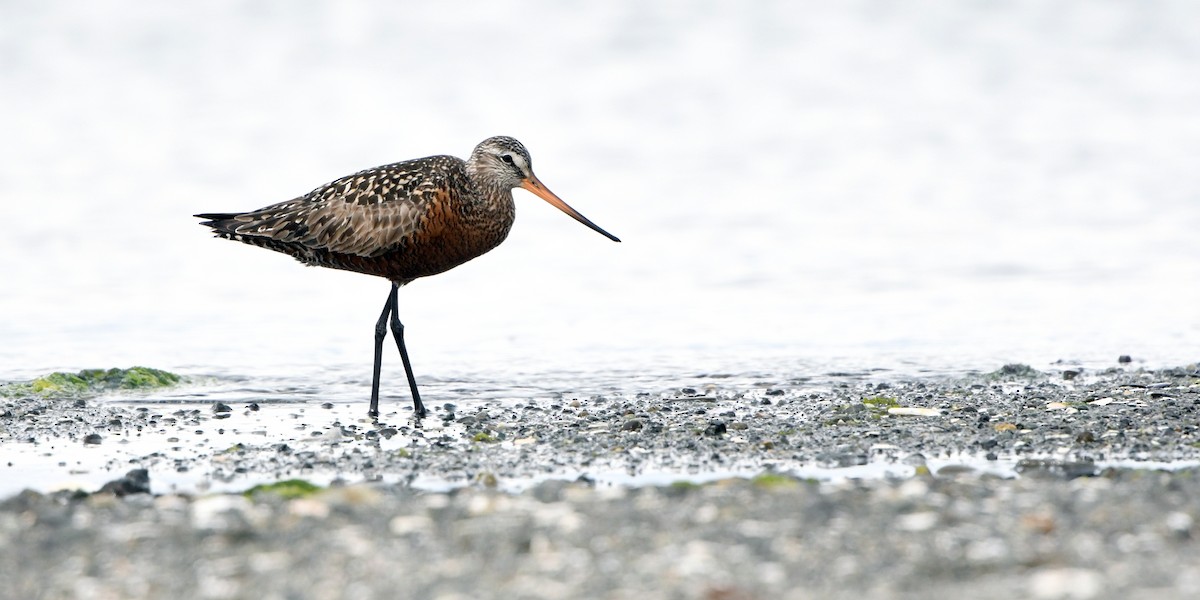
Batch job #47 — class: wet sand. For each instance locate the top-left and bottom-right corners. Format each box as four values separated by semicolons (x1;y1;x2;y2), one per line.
2;364;1200;598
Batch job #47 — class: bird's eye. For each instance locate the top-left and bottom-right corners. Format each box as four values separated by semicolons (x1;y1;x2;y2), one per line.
500;154;514;164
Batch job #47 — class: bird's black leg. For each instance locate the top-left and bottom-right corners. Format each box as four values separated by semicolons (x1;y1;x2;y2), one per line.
368;284;397;418
388;285;427;418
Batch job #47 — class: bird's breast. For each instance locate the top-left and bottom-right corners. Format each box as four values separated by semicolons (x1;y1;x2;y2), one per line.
379;194;515;281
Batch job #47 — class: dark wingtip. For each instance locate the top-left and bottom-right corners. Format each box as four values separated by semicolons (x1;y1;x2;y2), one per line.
195;212;234;221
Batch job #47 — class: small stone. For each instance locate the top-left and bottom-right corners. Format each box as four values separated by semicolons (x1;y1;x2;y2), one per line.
1028;568;1103;599
621;419;643;431
1165;511;1194;535
888;407;941;417
83;433;103;445
212;402;232;414
98;468;150;496
1118;355;1132;364
1075;431;1096;443
936;464;975;478
1062;370;1080;380
705;421;727;436
895;511;939;532
321;402;334;409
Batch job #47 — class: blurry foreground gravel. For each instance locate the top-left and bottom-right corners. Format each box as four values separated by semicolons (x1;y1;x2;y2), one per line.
2;470;1199;600
2;364;1200;599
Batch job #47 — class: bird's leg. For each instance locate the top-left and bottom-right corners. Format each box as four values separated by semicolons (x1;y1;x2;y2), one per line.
368;284;398;418
388;286;427;418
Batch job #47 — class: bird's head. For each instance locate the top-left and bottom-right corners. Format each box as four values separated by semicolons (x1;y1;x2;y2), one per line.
471;136;620;243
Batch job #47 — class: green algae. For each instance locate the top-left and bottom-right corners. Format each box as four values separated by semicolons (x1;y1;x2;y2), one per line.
2;367;182;399
472;432;498;443
668;480;700;491
750;473;799;489
29;372;90;395
243;479;323;500
862;396;900;408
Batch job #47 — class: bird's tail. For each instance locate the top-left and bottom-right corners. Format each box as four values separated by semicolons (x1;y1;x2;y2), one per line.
195;212;240;236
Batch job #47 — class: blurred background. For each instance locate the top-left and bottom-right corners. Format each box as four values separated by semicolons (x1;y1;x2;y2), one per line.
2;1;1198;400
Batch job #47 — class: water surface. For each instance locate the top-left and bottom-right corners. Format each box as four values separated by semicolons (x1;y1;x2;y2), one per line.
2;1;1198;400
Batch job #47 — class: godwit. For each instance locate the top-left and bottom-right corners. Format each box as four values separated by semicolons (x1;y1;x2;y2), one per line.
196;136;619;418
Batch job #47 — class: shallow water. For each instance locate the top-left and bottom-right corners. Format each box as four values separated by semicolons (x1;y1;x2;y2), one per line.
2;1;1198;403
12;390;1199;499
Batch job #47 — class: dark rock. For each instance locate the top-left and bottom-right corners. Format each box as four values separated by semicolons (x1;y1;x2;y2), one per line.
705;421;727;436
622;419;643;431
1118;355;1132;364
98;468;150;496
212;402;232;413
989;364;1041;378
1015;459;1098;480
531;479;570;502
83;433;103;445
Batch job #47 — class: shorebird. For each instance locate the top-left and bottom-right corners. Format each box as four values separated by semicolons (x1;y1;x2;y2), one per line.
196;136;620;418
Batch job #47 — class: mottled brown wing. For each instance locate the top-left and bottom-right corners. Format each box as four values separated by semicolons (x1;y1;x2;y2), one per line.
224;155;467;257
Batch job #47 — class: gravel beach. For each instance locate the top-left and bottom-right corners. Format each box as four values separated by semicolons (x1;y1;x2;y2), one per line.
2;364;1200;599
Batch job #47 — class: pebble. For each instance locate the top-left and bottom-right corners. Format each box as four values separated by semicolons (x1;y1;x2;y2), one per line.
1029;567;1104;599
887;407;942;417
